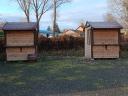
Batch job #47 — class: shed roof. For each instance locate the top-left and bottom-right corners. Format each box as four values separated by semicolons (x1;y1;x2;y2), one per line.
86;22;122;29
3;22;37;31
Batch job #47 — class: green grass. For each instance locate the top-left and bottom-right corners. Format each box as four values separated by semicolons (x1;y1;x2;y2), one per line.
40;48;84;57
0;51;128;96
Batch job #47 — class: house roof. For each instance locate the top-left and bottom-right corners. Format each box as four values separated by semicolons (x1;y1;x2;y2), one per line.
76;25;85;30
61;30;80;37
3;22;37;31
86;22;123;29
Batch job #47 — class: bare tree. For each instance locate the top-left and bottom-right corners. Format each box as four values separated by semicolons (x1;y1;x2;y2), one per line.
31;0;71;35
16;0;31;22
31;0;53;33
52;0;71;37
53;0;57;37
104;13;116;22
16;0;71;35
108;0;128;27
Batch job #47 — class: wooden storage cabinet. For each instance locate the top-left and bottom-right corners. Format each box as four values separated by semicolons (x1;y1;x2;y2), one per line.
85;22;122;59
3;22;37;61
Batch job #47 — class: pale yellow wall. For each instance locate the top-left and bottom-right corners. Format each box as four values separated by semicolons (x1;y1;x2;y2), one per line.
77;27;84;32
62;30;80;37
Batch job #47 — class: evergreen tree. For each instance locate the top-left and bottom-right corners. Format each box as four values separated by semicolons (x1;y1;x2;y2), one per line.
47;26;52;31
55;23;61;33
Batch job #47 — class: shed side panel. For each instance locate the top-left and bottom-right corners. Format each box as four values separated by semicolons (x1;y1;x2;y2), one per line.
93;46;119;58
93;29;119;45
6;47;35;61
6;31;34;46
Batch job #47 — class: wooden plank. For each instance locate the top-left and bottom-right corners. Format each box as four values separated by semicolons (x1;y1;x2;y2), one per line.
93;46;120;58
93;29;119;45
6;47;35;61
6;31;34;46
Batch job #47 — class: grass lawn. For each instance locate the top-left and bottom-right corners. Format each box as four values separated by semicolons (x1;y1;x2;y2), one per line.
0;51;128;96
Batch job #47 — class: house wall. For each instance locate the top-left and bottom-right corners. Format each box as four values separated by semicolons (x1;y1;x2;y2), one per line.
6;47;35;61
77;27;85;37
6;31;34;46
85;28;92;59
93;29;119;45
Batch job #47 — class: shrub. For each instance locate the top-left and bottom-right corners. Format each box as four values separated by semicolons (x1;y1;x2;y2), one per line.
0;38;5;61
38;35;84;51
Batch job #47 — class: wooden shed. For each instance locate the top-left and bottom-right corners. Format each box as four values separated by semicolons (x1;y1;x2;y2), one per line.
85;22;122;59
3;22;38;61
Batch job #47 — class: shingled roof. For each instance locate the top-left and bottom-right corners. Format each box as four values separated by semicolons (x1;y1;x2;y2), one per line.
3;22;37;31
86;22;123;29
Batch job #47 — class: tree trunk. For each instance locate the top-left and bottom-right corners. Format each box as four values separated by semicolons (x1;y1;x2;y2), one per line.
36;20;39;45
35;11;39;34
27;15;30;22
24;13;30;22
36;20;40;33
53;0;57;37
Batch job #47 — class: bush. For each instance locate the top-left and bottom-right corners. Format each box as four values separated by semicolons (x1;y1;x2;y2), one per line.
0;38;4;52
0;38;5;61
38;35;84;51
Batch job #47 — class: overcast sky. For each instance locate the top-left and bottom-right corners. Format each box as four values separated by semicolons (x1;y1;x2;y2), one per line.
0;0;108;30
